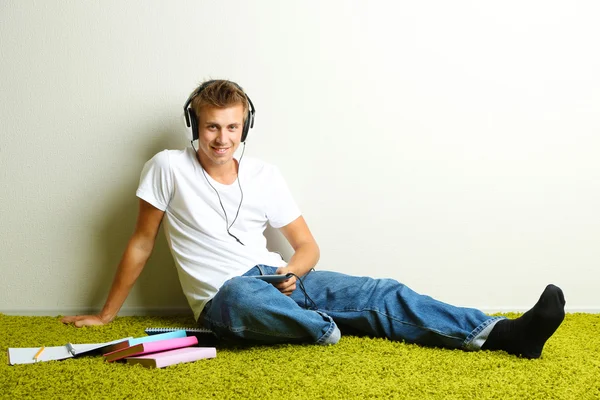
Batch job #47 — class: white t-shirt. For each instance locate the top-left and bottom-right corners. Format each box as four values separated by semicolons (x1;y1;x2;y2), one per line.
136;147;301;320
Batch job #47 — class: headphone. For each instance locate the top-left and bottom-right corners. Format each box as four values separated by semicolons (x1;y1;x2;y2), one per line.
183;80;253;246
183;80;256;142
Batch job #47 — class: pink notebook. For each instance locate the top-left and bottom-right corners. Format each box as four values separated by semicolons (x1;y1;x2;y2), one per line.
103;335;198;362
125;347;216;368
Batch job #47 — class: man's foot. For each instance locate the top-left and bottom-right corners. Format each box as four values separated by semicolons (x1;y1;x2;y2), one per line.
482;284;566;359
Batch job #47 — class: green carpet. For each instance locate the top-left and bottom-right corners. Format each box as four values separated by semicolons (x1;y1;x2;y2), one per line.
1;313;599;399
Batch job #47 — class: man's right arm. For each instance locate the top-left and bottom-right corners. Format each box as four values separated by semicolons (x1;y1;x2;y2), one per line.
61;199;165;327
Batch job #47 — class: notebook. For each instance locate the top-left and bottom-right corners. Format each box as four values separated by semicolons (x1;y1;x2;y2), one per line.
100;330;187;354
7;337;133;365
145;327;213;335
125;347;216;368
103;335;199;362
145;327;217;346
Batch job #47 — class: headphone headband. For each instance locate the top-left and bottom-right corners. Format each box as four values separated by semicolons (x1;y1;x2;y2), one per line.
184;80;255;142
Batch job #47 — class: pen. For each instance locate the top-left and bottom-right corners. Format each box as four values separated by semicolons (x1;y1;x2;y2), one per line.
33;346;45;362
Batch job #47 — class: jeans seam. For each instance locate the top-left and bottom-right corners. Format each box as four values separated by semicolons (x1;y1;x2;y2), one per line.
462;316;505;350
317;306;467;341
314;311;338;345
203;311;338;342
204;316;303;339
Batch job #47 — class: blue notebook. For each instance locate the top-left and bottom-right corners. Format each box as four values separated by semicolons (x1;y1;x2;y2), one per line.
145;327;217;346
101;330;187;354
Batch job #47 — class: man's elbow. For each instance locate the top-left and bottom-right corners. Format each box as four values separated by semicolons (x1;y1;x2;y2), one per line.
300;240;320;263
129;235;156;258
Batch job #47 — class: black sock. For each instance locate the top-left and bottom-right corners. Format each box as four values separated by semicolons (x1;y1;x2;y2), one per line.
481;284;566;359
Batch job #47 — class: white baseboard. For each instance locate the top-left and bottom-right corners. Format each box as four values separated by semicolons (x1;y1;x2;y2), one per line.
481;307;600;314
0;307;193;317
2;307;598;317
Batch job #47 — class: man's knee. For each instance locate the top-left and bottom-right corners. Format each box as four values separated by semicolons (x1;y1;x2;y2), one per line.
215;277;265;312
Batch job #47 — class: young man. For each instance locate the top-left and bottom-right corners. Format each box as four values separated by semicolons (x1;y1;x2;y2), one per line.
62;80;566;358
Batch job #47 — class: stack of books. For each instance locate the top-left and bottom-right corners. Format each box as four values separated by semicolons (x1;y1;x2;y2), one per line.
101;329;216;369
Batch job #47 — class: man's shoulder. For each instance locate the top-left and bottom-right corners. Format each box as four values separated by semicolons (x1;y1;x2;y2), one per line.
145;148;193;168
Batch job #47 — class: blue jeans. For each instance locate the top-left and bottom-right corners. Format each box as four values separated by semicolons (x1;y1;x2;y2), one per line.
200;265;503;350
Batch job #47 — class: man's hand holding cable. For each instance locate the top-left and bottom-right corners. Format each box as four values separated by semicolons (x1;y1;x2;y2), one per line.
274;266;297;296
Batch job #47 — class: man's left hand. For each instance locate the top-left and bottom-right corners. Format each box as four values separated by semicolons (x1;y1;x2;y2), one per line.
274;267;297;296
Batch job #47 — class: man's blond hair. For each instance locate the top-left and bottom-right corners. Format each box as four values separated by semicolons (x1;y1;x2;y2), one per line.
190;80;249;122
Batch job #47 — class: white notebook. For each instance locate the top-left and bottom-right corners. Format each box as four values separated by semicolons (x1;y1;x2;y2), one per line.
7;337;132;365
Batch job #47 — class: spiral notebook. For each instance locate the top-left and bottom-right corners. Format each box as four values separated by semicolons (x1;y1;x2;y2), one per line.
145;327;212;335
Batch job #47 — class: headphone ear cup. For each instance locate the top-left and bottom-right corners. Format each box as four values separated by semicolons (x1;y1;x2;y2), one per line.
189;109;199;142
241;111;251;142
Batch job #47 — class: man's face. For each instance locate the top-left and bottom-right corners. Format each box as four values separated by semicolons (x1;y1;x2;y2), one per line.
196;104;245;168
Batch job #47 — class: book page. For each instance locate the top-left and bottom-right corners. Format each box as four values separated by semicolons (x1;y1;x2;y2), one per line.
69;337;133;356
7;346;73;365
7;337;133;365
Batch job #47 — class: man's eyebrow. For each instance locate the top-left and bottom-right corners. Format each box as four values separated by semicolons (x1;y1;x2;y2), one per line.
204;122;241;126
